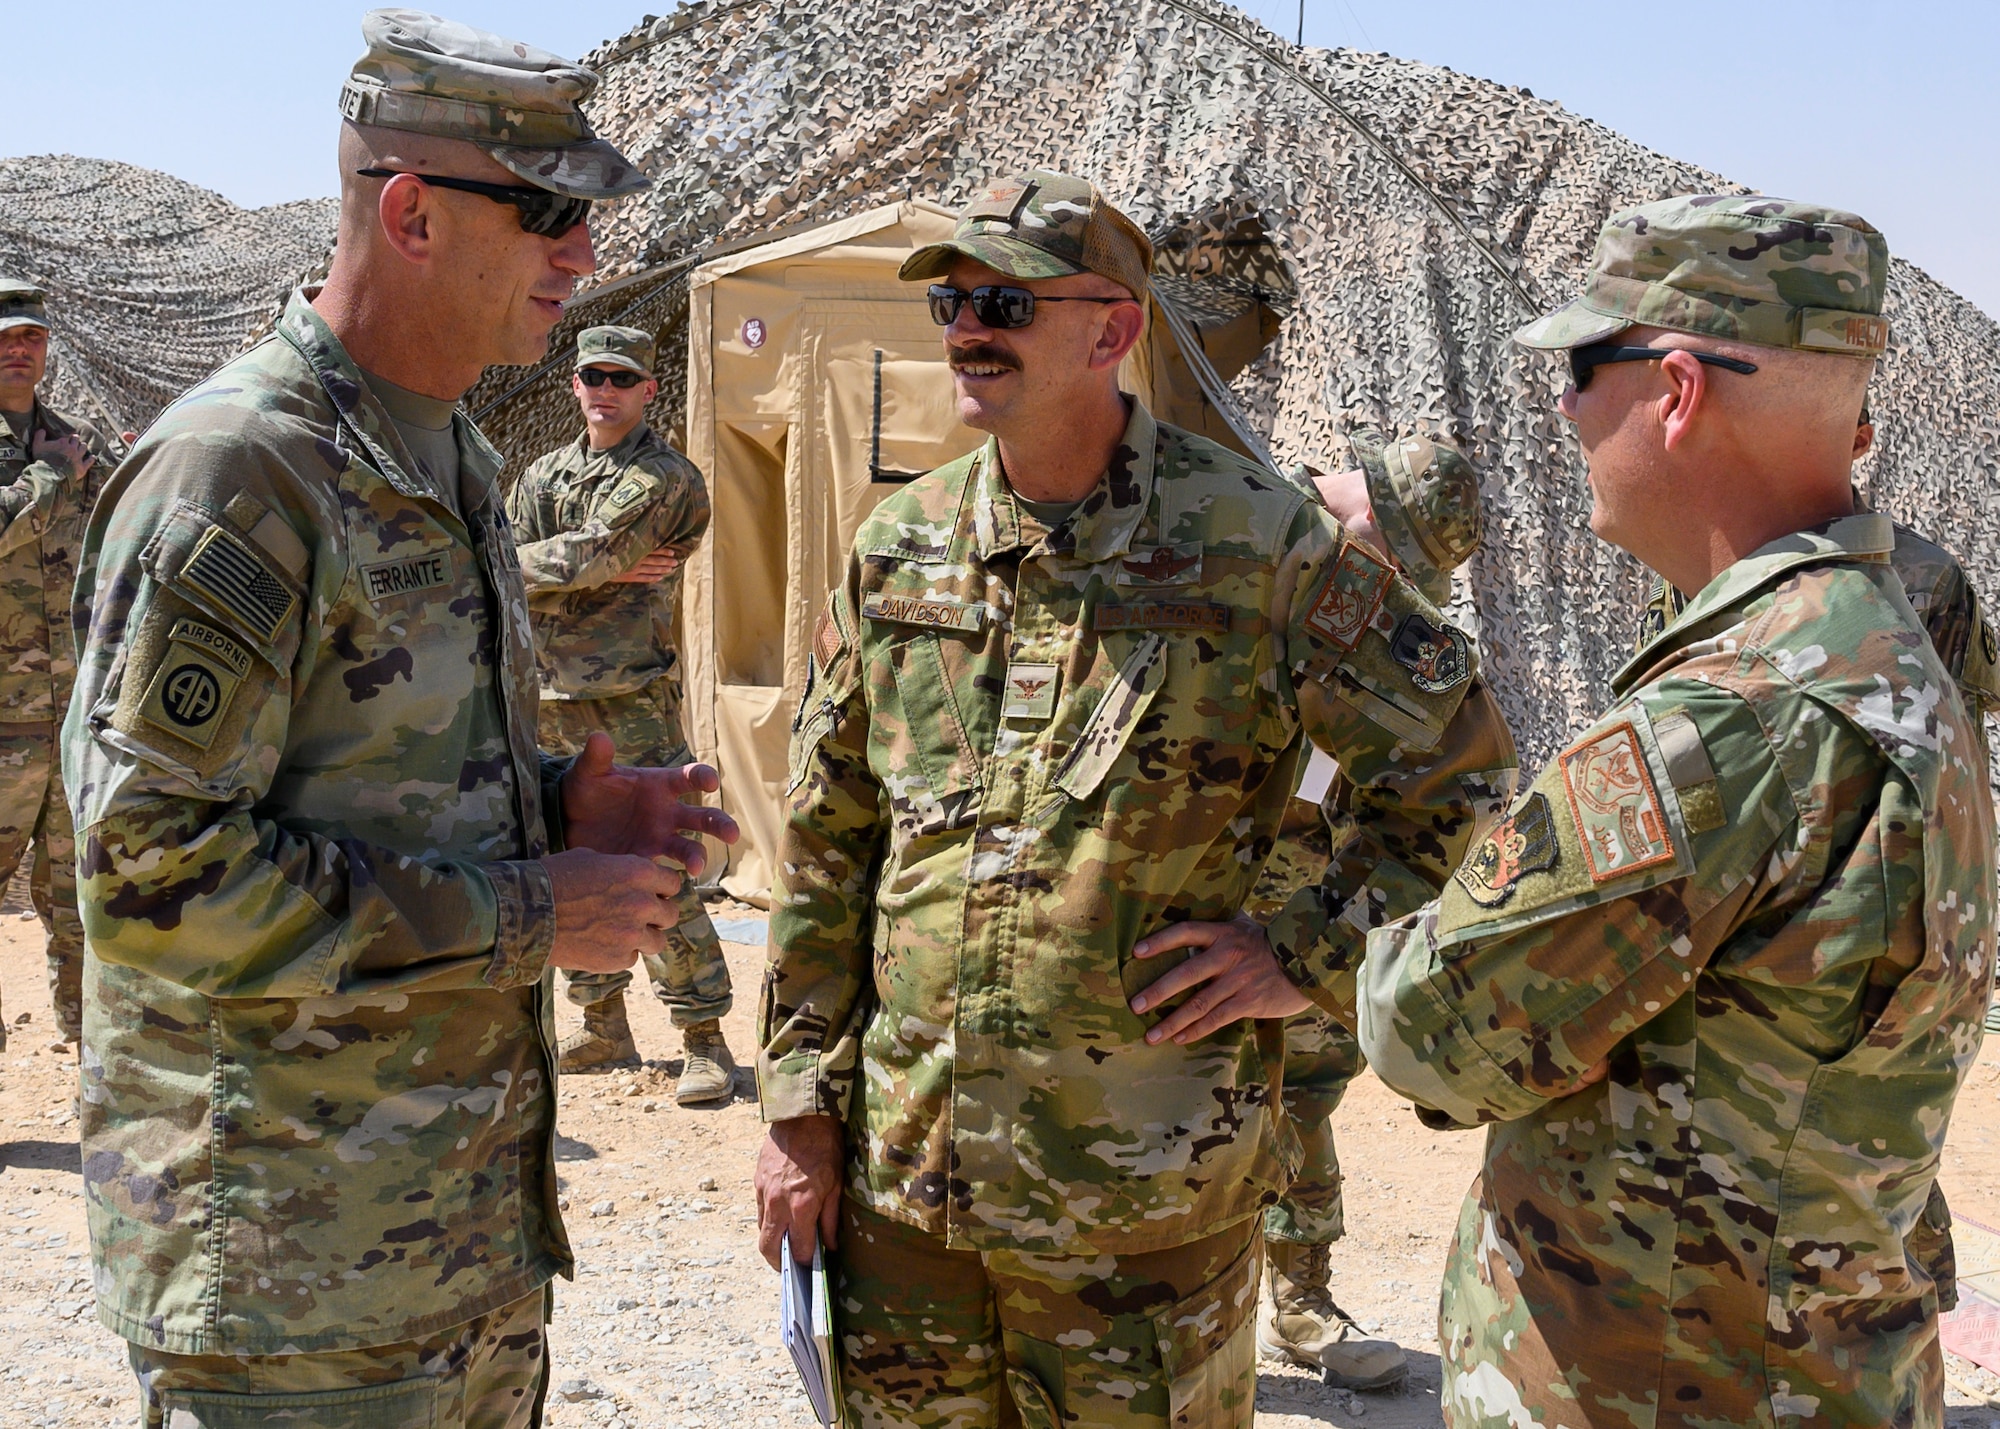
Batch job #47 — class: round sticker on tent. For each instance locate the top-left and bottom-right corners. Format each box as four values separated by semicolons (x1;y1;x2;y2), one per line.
741;318;767;350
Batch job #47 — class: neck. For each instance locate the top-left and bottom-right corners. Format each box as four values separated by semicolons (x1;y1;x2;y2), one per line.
0;390;32;418
1654;477;1856;596
995;386;1131;504
312;261;483;402
586;415;643;452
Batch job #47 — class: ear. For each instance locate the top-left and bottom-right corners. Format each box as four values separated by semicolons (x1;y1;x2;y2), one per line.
1088;298;1147;372
1656;349;1709;453
376;173;436;267
1852;422;1876;459
643;378;660;404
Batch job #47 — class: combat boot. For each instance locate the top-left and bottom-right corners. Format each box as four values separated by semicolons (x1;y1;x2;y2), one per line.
558;996;640;1073
1258;1240;1408;1391
676;1019;737;1105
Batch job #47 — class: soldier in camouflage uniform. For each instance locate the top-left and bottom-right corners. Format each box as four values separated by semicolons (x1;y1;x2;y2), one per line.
1247;431;1486;1389
754;171;1517;1428
63;15;735;1426
0;278;118;1052
506;324;737;1103
1344;197;1998;1427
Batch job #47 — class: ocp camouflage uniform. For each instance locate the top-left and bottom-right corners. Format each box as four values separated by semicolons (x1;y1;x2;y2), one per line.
0;394;114;1045
65;290;573;1417
507;421;730;1028
762;394;1517;1425
1354;196;1997;1428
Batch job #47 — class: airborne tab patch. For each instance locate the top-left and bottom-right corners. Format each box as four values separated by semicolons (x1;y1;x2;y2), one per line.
1560;721;1675;882
179;525;296;643
361;550;454;603
1389;614;1471;693
1302;540;1393;651
861;592;987;633
1093;600;1230;633
138;620;251;750
1455;792;1559;908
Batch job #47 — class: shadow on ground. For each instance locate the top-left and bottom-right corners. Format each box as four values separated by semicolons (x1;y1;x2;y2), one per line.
0;1139;81;1173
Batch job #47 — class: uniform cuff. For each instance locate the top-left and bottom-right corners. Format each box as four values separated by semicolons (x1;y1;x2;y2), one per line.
1263;883;1357;1023
539;753;576;854
485;859;558;989
756;1052;845;1123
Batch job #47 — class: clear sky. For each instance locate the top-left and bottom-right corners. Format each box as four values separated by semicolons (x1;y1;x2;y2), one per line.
10;2;1996;319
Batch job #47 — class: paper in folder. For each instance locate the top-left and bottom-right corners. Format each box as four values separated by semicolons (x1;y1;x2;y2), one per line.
781;1233;839;1424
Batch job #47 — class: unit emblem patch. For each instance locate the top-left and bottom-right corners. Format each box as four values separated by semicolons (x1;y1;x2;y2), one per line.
1455;792;1559;908
1561;721;1675;882
1389;614;1471;693
1302;540;1393;651
137;618;253;751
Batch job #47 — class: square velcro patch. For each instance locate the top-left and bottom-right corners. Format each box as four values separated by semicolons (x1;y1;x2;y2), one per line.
138;619;252;750
1002;662;1059;721
1302;539;1393;651
179;525;296;643
1560;721;1676;882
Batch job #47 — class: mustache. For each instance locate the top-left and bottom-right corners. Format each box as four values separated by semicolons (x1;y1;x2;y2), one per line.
949;344;1021;372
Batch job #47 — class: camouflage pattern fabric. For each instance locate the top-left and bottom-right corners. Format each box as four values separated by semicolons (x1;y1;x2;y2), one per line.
63;290;570;1357
837;1196;1258;1428
505;422;710;700
0;398;113;1040
899;169;1154;299
1358;513;1997;1427
130;1286;550;1429
760;399;1517;1256
573;323;655;375
1351;430;1483;607
1244;800;1357;1245
538;686;731;1028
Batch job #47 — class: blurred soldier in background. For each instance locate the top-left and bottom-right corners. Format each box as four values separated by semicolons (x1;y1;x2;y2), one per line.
507;323;738;1103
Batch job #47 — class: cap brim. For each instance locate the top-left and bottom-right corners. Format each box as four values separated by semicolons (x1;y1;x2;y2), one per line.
1512;298;1629;351
899;235;1085;283
0;315;49;334
483;138;650;200
576;354;651;376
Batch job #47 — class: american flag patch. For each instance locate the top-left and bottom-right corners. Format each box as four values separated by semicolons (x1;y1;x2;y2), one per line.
180;526;297;643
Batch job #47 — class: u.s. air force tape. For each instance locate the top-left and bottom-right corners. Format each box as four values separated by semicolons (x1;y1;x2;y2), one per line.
138;618;253;750
1092;600;1230;633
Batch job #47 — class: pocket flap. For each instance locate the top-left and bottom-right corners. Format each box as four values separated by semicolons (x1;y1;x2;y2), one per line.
1053;632;1168;802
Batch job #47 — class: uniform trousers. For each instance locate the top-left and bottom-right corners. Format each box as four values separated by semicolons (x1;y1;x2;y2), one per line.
1245;797;1355;1244
536;680;731;1027
836;1197;1258;1429
127;1287;550;1428
0;723;83;1040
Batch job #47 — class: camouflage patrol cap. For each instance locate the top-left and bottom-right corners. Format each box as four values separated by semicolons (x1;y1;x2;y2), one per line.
575;324;654;376
1515;195;1889;357
341;10;647;200
899;170;1153;299
1352;430;1483;605
0;280;49;335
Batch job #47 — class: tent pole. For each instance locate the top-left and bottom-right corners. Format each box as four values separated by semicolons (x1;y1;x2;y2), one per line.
1297;0;1303;45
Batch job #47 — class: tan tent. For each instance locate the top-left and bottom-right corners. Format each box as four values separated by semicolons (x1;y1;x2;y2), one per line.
678;198;1291;899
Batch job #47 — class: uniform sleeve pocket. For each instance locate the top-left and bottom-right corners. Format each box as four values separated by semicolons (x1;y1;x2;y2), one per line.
1051;632;1169;803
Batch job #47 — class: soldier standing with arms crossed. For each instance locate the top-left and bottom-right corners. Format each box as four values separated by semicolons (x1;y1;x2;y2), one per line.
64;13;734;1425
0;278;117;1053
1154;196;1992;1427
754;169;1515;1427
507;325;738;1101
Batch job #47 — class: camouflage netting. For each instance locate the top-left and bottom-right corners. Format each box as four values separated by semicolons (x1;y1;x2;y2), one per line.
0;155;336;445
469;0;2000;775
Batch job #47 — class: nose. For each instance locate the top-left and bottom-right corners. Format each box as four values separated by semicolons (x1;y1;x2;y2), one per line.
1558;384;1580;423
946;296;995;345
554;219;597;279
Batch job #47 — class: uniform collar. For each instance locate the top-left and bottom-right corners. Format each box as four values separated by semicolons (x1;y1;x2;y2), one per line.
1614;510;1894;694
970;397;1158;563
279;288;504;516
576;420;652;467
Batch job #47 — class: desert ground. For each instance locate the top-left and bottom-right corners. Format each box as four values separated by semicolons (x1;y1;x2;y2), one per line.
3;900;2000;1428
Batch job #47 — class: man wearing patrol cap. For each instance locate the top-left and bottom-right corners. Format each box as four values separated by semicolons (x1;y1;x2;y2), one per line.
0;277;116;1057
1344;195;1995;1426
65;12;735;1425
1248;428;1489;1390
756;169;1513;1426
507;323;739;1102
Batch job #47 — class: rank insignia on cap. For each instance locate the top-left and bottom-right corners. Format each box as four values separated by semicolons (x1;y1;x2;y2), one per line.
1302;540;1393;651
1002;662;1060;721
1561;722;1675;882
1455;792;1559;908
1389;614;1471;693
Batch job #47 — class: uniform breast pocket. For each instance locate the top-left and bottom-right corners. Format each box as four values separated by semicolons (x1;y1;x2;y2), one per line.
876;631;986;837
1048;631;1169;804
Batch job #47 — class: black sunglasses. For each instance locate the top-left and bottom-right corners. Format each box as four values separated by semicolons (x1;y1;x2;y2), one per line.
926;283;1133;330
355;168;592;238
1569;343;1759;392
578;367;647;389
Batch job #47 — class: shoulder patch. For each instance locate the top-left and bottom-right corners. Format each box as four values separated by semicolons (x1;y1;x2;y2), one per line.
136;618;253;751
1455;792;1560;907
604;473;659;515
1559;721;1675;882
1302;539;1393;651
1389;614;1471;693
179;525;297;643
